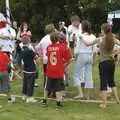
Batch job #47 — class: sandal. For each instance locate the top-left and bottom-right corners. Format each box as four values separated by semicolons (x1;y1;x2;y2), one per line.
73;95;84;99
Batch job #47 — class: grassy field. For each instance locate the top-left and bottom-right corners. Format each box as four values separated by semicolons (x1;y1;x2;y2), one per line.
0;59;120;120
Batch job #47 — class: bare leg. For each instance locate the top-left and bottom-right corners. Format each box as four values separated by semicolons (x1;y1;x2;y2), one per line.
43;89;48;100
86;88;92;100
99;91;107;108
56;91;63;107
56;91;63;102
112;87;120;104
74;86;84;99
41;89;48;106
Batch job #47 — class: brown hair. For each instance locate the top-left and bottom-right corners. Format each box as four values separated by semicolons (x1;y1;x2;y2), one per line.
70;15;80;23
57;32;66;43
101;23;114;52
50;32;59;43
45;23;55;34
20;22;28;32
81;20;92;34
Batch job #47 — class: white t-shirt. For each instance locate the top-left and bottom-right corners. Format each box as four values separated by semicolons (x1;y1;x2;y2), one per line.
0;27;15;53
68;24;82;54
79;33;96;53
68;24;82;42
35;34;52;64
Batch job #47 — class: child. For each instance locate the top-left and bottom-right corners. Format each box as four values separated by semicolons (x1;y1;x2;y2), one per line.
58;32;72;86
21;38;37;103
81;23;120;108
41;32;72;107
35;24;55;87
0;46;15;105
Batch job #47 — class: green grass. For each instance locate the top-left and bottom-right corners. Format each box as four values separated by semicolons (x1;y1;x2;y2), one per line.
0;60;120;120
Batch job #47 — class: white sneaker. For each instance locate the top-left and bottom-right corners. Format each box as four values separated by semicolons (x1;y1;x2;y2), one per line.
26;97;37;103
8;95;16;105
22;95;27;101
11;95;16;103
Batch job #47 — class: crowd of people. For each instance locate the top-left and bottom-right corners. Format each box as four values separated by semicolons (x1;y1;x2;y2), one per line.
0;12;120;109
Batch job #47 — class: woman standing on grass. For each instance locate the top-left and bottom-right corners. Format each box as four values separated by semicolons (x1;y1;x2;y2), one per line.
74;20;96;100
81;22;120;108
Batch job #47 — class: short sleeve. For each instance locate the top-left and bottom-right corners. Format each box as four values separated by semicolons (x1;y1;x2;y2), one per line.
67;25;72;33
62;46;72;62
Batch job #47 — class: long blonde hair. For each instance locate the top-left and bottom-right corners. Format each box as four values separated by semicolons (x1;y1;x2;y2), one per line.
101;23;114;52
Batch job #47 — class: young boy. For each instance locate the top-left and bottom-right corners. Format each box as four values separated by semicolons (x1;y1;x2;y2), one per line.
41;32;72;107
21;38;37;103
58;32;72;86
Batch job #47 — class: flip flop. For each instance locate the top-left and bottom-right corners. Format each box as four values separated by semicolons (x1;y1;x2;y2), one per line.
73;96;84;99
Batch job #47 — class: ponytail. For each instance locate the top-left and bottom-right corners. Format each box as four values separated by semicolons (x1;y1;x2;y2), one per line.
101;23;114;52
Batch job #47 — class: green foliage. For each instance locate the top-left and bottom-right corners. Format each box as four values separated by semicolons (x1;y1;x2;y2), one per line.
0;0;120;38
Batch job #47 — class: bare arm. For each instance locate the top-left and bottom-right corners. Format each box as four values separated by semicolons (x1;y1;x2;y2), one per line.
16;28;22;41
80;36;100;46
115;38;120;46
0;35;11;40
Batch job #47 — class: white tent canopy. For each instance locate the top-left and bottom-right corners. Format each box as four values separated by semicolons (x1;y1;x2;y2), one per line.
107;10;120;25
108;10;120;19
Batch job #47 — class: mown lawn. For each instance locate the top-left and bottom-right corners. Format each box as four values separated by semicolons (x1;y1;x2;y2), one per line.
0;59;120;120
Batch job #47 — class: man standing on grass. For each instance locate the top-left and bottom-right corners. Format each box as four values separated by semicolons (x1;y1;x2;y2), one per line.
68;15;82;56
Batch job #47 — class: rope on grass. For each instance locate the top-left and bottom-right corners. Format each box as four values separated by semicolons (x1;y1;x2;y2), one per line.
0;94;116;104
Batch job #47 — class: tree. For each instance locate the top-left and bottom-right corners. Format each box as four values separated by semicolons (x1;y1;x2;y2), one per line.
1;0;120;39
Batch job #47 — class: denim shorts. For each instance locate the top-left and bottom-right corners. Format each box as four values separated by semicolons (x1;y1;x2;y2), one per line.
0;72;10;92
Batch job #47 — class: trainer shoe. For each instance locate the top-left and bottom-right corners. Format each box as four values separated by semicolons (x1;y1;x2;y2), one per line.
11;95;16;103
22;95;27;101
56;101;63;107
8;96;16;105
40;99;47;106
26;97;37;103
34;83;39;87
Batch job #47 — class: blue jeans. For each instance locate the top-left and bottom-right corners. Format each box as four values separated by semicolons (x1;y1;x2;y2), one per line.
23;73;36;97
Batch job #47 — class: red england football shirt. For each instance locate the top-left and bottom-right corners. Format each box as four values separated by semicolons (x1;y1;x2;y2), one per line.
0;51;10;72
46;43;72;79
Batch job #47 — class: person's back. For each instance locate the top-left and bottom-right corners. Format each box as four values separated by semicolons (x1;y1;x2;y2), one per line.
36;34;51;64
79;34;96;53
21;46;36;72
99;37;114;62
46;43;68;78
